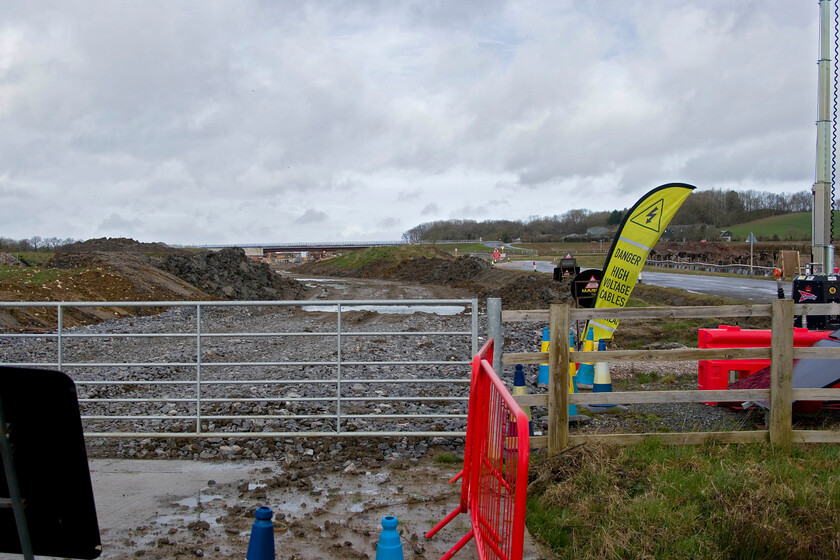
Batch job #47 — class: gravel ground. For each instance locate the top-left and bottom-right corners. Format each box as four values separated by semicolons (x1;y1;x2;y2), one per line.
2;303;478;463
500;321;761;437
1;299;773;463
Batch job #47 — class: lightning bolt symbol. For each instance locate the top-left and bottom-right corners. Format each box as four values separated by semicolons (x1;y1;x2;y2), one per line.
645;208;658;224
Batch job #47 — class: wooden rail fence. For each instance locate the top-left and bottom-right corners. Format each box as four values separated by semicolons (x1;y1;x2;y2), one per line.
503;300;840;454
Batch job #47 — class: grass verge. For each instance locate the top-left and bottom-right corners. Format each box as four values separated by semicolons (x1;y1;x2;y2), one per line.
312;245;446;270
526;440;840;560
2;251;55;266
0;265;81;285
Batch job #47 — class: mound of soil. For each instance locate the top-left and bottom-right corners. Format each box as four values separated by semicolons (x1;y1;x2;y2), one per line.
392;256;574;308
47;251;209;301
0;252;210;331
0;253;23;265
54;237;181;254
306;254;574;309
159;247;308;301
0;241;310;331
651;241;811;268
391;255;491;284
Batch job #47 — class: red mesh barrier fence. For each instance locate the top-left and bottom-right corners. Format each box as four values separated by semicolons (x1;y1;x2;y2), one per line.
426;340;530;560
470;357;529;560
425;339;493;542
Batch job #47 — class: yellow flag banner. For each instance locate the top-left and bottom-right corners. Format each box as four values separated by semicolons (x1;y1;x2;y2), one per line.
587;183;696;343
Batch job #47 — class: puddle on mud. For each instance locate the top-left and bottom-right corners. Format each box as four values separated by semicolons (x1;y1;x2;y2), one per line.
177;493;225;508
99;461;485;559
154;490;226;530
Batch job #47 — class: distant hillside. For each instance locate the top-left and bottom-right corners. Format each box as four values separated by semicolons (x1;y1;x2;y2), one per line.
727;211;840;241
401;188;811;243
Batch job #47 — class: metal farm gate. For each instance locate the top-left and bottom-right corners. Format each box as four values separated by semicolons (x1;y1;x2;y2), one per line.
0;299;479;438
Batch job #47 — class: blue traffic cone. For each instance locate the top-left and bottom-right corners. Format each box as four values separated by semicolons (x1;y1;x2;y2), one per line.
512;364;534;436
538;327;549;385
576;327;595;386
376;516;404;560
591;339;615;408
246;506;275;560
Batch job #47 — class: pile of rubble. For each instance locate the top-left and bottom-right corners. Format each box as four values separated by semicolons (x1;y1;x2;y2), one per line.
0;253;22;265
159;247;309;301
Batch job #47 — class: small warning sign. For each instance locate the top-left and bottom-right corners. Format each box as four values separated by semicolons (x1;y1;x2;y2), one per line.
571;269;603;308
564;252;573;259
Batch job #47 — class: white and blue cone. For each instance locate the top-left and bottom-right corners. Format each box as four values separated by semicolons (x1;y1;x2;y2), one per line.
585;339;627;412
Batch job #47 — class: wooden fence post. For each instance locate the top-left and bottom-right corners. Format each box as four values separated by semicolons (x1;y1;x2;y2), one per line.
548;304;569;454
769;298;794;449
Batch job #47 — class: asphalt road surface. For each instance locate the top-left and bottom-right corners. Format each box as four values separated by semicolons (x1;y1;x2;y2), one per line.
639;270;779;302
496;261;781;303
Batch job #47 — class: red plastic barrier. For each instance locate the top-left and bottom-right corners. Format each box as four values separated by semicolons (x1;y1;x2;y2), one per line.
426;339;493;540
470;357;530;560
698;325;830;349
426;340;530;560
697;325;832;404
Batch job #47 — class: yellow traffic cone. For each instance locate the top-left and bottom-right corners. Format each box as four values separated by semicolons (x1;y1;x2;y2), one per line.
576;327;595;386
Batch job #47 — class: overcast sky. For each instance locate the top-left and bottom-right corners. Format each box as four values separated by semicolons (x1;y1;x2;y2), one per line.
0;1;822;245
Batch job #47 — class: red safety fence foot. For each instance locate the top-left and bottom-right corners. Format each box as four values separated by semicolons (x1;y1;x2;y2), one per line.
425;505;461;539
439;529;474;560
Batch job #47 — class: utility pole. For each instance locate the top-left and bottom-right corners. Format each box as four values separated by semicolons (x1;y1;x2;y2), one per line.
794;1;840;331
813;0;835;274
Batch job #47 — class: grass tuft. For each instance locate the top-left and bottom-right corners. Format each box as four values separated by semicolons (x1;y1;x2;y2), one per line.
433;452;461;464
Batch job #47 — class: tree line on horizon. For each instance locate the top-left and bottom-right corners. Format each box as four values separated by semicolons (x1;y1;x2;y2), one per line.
402;188;812;243
0;236;78;253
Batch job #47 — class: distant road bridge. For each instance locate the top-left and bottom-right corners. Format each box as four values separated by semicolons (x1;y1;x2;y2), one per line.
196;240;403;257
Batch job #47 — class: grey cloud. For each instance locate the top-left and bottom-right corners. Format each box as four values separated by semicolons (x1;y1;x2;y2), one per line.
377;217;399;228
397;190;422;201
97;213;142;234
0;1;819;243
679;130;813;185
295;209;329;224
451;205;488;218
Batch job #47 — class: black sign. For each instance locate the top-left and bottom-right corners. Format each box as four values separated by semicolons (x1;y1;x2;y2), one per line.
792;275;840;330
571;269;603;308
1;367;101;558
554;254;580;281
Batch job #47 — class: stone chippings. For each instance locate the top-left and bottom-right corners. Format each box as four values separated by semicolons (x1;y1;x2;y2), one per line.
503;320;744;436
0;252;23;265
3;308;745;463
3;304;480;463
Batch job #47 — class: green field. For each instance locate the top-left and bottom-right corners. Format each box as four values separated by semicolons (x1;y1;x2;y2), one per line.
316;245;445;269
419;242;537;256
419;242;497;255
727;211;840;241
3;251;55;266
0;265;70;285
